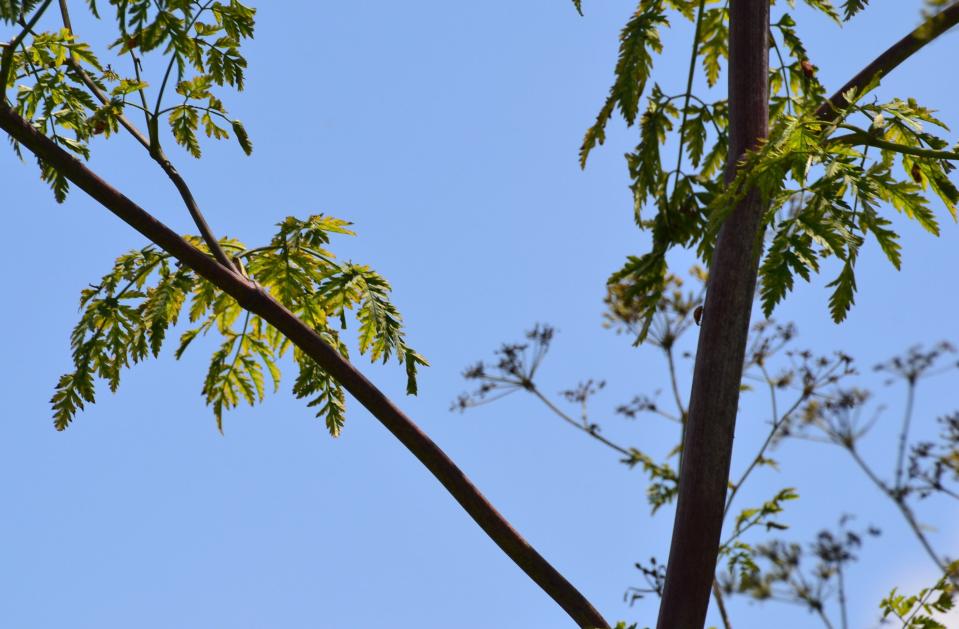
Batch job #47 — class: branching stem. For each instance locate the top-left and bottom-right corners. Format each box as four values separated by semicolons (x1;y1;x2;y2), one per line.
0;0;53;94
56;0;237;272
0;98;610;629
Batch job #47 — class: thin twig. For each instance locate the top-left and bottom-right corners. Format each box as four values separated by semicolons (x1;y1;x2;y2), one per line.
769;26;793;117
665;345;688;468
894;380;917;493
530;387;634;458
829;131;959;160
56;0;237;272
724;392;804;518
846;444;947;573
711;580;733;629
0;0;54;93
837;562;848;629
669;0;708;216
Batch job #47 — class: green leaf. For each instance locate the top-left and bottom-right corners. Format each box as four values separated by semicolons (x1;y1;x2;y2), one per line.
580;3;667;167
699;7;728;87
826;259;857;323
872;172;940;235
759;223;820;317
168;105;201;158
803;0;842;24
39;159;70;202
914;158;959;221
841;0;870;20
860;210;902;270
626;87;675;219
683;106;708;168
292;349;347;437
231;118;252;155
50;369;95;431
111;78;149;96
608;249;668;344
404;349;429;396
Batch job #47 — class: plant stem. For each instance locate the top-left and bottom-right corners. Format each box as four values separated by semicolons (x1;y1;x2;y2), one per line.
829;131;959;160
846;444;947;574
712;580;734;629
894;380;917;493
669;0;708;214
0;98;610;629
0;0;53;94
656;2;770;627
56;0;237;272
816;2;959;121
530;387;633;458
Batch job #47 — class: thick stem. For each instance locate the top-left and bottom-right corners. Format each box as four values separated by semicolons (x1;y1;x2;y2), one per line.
0;100;609;629
655;1;770;627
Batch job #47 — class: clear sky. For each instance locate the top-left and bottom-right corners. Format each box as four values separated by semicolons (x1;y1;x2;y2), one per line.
1;2;958;628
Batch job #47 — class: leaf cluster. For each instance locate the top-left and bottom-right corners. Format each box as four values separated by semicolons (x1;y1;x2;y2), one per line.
880;561;959;629
3;0;255;201
52;215;426;435
578;0;959;342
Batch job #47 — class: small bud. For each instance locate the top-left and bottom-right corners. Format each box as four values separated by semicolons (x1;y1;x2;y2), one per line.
800;60;816;78
694;305;704;326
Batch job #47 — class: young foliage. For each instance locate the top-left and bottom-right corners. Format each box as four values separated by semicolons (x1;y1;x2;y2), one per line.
880;561;959;629
52;215;426;434
577;1;959;341
580;1;668;167
2;0;256;201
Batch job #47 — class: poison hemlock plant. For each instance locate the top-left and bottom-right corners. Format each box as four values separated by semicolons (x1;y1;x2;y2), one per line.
3;1;959;628
572;0;958;626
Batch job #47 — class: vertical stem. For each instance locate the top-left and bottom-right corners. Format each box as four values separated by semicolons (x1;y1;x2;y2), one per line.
894;380;916;493
669;0;708;209
655;1;770;627
837;562;848;629
666;345;688;468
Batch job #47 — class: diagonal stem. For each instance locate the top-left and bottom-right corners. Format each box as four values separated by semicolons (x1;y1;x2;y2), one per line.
530;387;633;458
815;1;959;121
0;98;610;629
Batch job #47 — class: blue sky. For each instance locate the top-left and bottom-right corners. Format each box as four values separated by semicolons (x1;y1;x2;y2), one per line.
1;2;958;628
